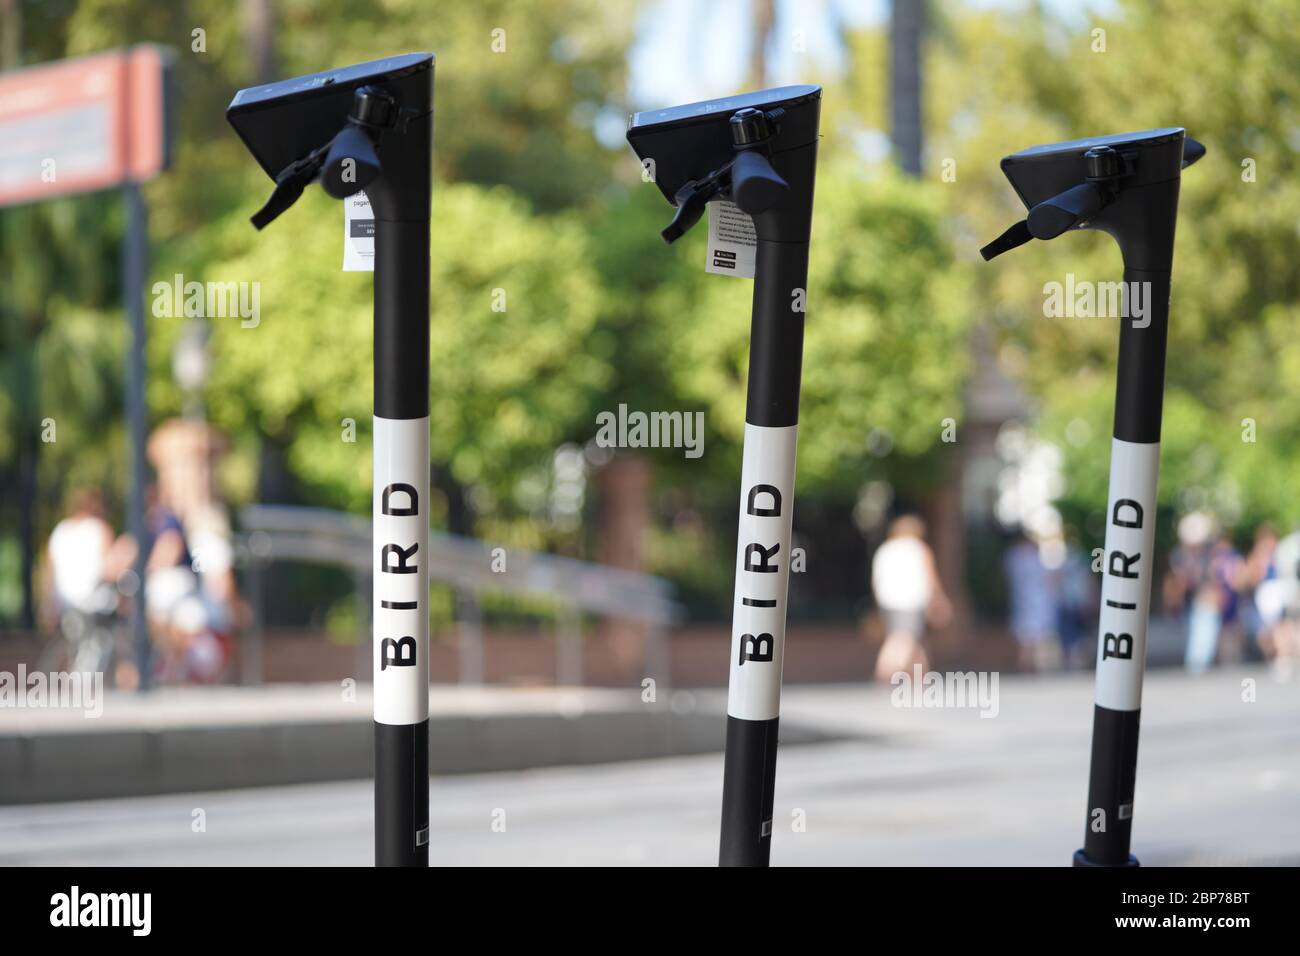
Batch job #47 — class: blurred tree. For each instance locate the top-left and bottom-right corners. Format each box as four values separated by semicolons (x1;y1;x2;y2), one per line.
265;0;635;212
6;0;1296;630
596;162;972;612
889;0;924;175
0;0;634;621
0;192;125;625
198;184;609;545
658;165;972;496
840;0;1300;553
749;0;775;89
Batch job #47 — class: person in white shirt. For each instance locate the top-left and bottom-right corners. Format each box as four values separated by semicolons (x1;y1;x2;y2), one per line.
43;488;115;619
871;514;951;682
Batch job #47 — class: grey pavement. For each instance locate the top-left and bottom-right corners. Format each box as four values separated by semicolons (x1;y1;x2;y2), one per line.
0;666;1296;865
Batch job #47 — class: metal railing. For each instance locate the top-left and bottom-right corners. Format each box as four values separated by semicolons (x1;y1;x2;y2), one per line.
236;504;681;688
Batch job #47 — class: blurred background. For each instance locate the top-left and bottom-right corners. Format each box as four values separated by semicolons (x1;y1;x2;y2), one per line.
1;0;1298;866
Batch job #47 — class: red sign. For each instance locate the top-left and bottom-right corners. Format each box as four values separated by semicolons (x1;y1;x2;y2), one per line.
0;45;171;208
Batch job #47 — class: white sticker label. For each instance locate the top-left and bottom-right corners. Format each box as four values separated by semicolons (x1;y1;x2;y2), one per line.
1094;438;1160;712
706;200;757;278
727;423;798;721
344;191;375;272
373;415;429;725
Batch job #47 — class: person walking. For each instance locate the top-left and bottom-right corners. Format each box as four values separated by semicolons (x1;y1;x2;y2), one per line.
1181;533;1243;673
42;488;115;625
1003;531;1061;672
870;514;951;682
1056;537;1098;670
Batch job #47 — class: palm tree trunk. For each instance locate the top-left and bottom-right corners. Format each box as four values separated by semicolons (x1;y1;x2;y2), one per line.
889;0;924;175
749;0;776;90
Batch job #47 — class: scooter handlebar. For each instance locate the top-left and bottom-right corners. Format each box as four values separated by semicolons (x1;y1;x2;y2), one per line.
1026;181;1106;240
1181;136;1206;169
729;149;789;216
322;124;382;199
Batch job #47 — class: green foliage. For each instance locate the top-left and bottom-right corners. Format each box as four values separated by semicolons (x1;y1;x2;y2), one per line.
0;191;127;508
268;0;635;211
889;0;1300;537
5;0;1297;626
198;183;608;515
660;164;972;496
1046;0;1300;534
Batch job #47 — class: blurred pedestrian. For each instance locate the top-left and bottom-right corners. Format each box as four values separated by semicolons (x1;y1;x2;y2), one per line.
1004;531;1061;672
1238;524;1278;661
39;487;137;678
109;484;220;686
1055;536;1097;669
41;487;115;626
1164;515;1242;671
179;501;242;682
1180;532;1243;674
870;514;951;682
1259;527;1300;680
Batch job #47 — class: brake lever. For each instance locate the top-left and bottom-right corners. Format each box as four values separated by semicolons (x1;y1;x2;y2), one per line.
250;142;331;230
662;173;726;243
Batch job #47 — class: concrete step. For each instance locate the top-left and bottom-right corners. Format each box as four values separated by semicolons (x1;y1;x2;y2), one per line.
0;683;835;803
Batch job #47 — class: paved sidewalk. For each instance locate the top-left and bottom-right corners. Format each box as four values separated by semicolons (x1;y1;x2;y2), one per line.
1;667;1295;864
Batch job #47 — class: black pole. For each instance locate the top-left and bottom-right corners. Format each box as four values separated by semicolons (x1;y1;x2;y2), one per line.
371;210;432;869
363;72;433;870
227;53;435;866
1076;264;1172;868
719;235;808;866
122;181;151;691
980;129;1203;868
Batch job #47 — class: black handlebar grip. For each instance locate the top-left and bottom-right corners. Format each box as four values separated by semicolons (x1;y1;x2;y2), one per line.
322;124;381;199
1027;181;1105;240
730;150;789;216
1182;136;1206;169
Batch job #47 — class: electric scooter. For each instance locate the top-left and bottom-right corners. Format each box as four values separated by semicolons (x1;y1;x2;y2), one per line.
628;85;821;866
227;52;435;867
981;127;1205;866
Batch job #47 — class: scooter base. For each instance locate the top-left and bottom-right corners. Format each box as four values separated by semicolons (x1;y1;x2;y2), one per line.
1073;848;1139;867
